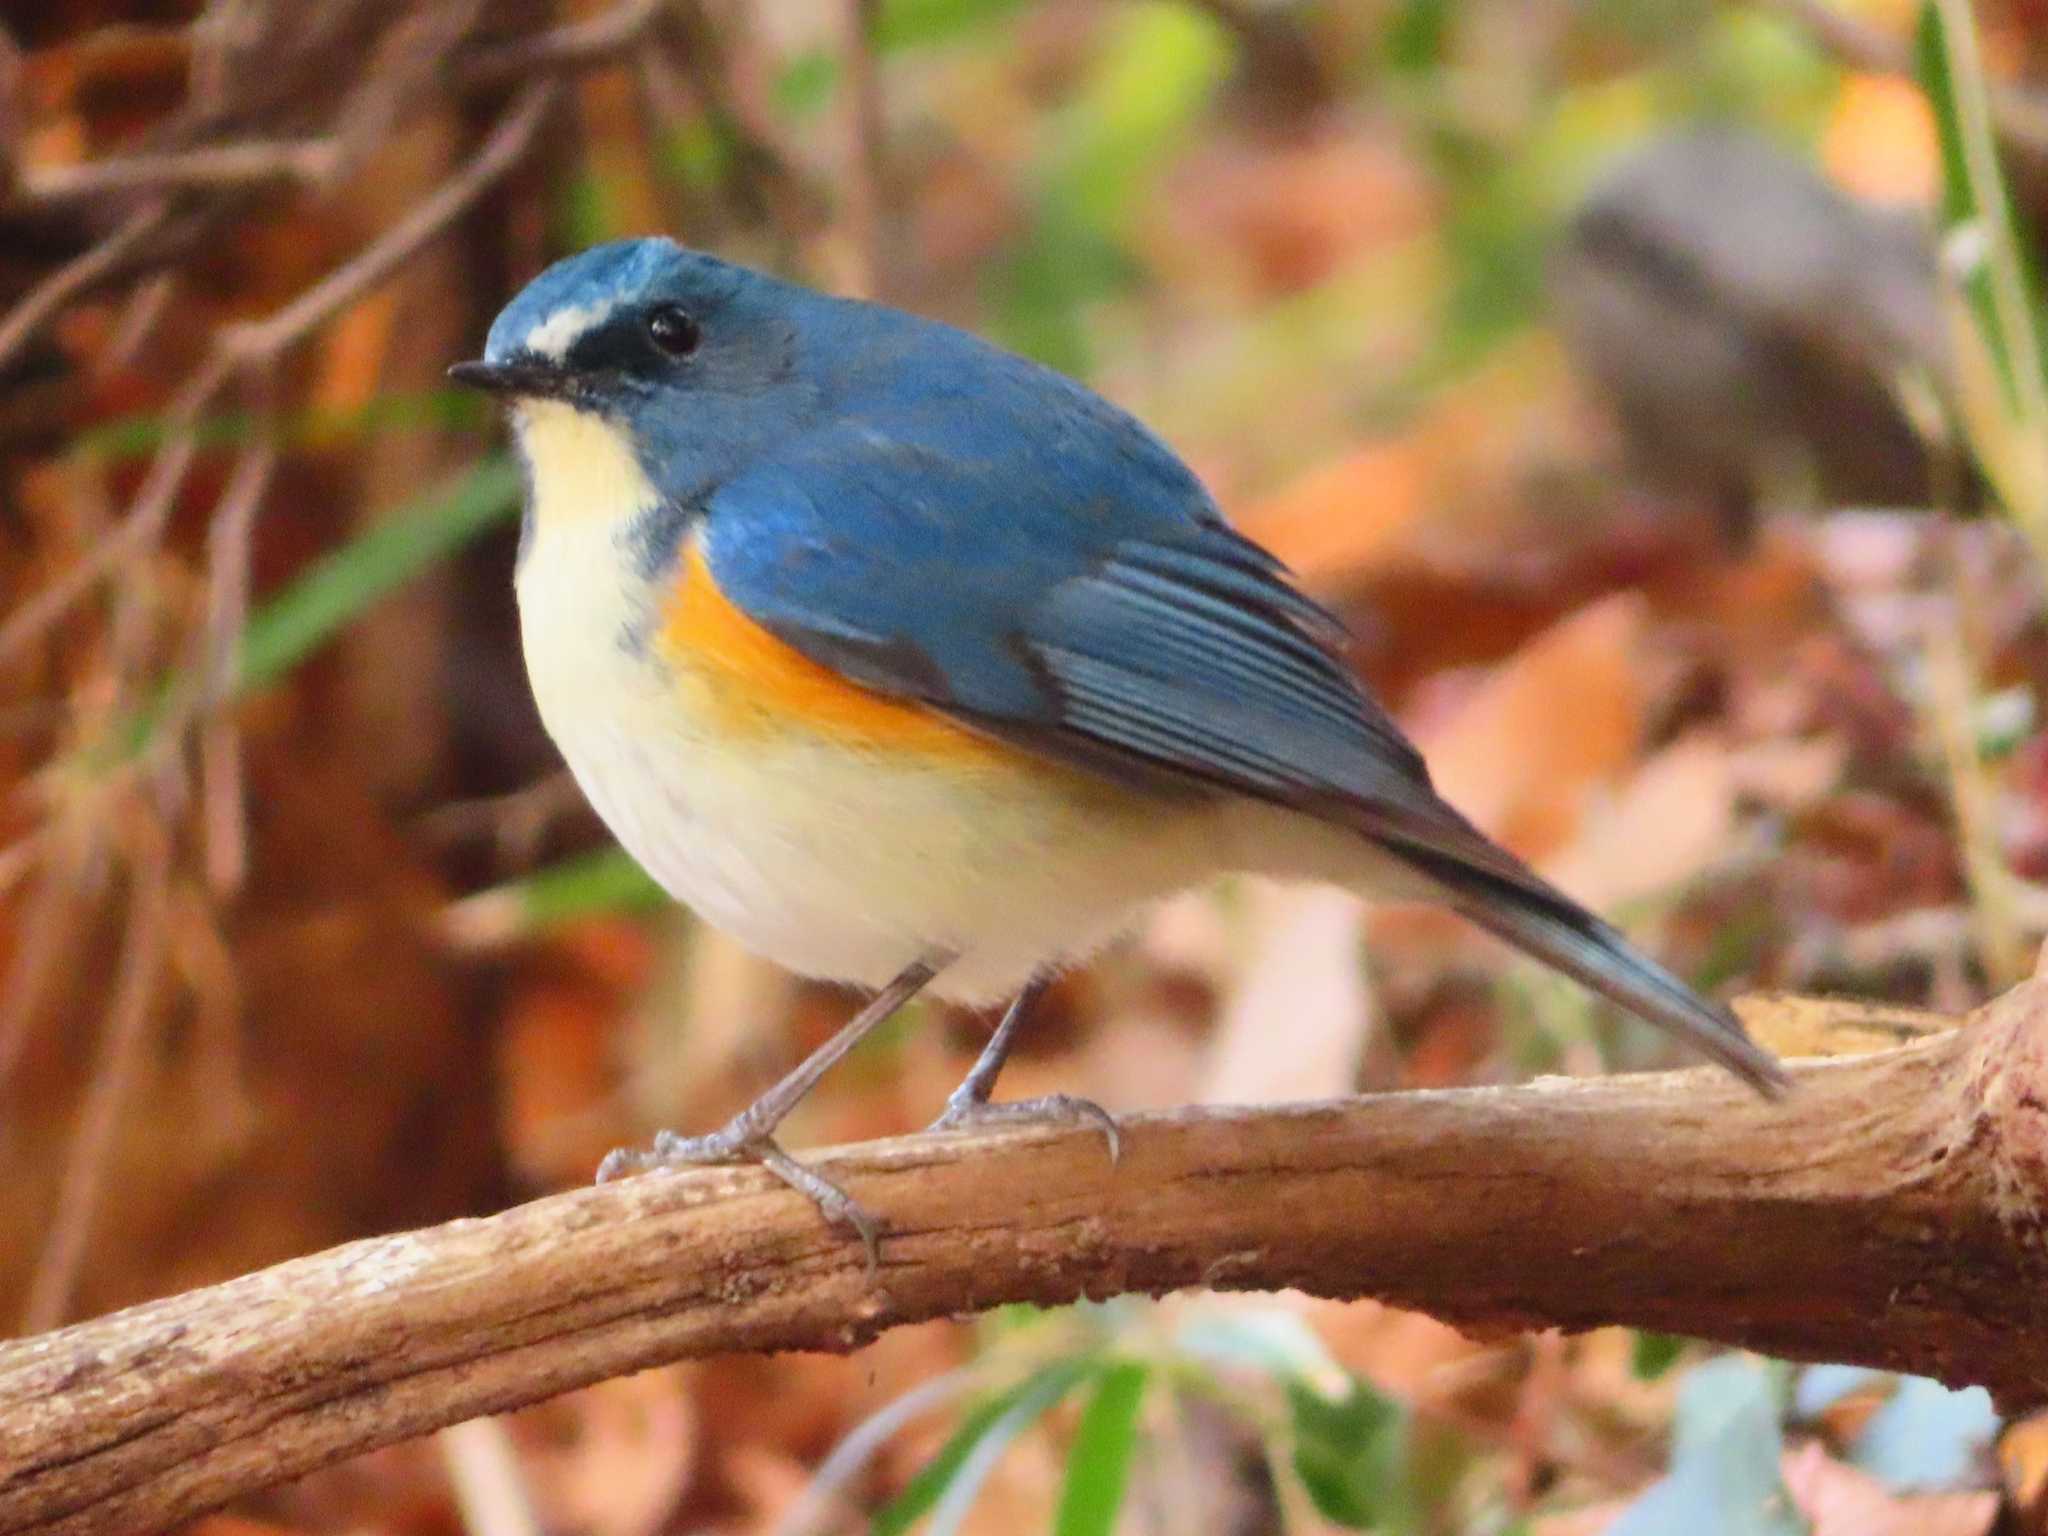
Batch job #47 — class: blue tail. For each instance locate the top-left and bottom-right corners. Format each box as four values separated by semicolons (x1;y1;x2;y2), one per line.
1390;840;1787;1095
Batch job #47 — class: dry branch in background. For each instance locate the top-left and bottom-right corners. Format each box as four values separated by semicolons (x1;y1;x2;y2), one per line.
5;976;2048;1536
0;0;703;1338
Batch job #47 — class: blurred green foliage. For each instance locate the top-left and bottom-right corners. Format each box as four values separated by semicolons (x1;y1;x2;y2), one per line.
990;2;1232;374
1288;1376;1416;1530
1052;1363;1149;1536
874;1358;1101;1536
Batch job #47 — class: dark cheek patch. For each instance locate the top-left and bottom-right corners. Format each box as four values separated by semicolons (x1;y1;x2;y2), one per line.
566;316;653;377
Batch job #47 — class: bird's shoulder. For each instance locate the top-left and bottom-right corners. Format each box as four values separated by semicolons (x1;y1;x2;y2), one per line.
689;330;1230;716
800;303;1227;535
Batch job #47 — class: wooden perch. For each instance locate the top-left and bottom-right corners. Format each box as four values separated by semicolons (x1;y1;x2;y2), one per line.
7;976;2048;1536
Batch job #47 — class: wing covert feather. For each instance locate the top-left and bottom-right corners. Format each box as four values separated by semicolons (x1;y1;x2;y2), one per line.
700;416;1444;830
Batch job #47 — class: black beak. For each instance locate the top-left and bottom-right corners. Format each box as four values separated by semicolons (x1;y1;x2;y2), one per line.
447;358;577;400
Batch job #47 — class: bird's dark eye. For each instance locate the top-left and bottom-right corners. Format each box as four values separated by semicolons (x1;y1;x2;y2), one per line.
646;305;701;358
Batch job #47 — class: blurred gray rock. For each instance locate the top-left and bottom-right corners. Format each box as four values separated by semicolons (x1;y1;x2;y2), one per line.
1551;128;1956;537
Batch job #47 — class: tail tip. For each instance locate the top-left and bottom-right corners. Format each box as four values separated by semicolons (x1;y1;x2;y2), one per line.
1742;1053;1794;1100
1706;1013;1792;1100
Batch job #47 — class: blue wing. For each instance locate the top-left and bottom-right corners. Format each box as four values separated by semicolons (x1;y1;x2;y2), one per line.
700;393;1443;833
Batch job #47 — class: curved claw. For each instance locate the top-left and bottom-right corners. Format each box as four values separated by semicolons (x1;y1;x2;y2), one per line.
593;1146;638;1183
756;1143;883;1276
594;1126;885;1273
927;1092;1121;1166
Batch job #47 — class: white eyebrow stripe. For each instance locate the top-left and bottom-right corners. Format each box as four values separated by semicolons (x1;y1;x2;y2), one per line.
523;299;617;361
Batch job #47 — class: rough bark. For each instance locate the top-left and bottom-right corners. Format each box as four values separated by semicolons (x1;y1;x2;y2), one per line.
4;979;2048;1536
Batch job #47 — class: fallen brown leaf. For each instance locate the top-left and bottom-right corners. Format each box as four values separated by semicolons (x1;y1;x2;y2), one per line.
510;1369;696;1536
1412;595;1650;862
1197;883;1372;1104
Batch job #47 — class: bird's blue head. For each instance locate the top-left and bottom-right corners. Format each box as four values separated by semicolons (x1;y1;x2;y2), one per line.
453;238;833;505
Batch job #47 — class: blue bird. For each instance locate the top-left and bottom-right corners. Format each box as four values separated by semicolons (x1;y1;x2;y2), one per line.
452;238;1784;1248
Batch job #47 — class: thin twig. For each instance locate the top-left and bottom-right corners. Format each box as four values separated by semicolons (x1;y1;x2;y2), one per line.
220;81;556;365
19;826;172;1334
0;359;227;668
0;0;658;377
13;139;343;209
0;204;177;378
114;415;280;821
0;832;44;905
321;0;488;190
176;419;279;890
458;0;666;89
0;81;556;673
94;274;179;381
0;844;84;1092
199;423;277;693
437;1420;544;1536
197;718;247;898
163;880;252;1150
1926;537;2026;987
416;771;587;867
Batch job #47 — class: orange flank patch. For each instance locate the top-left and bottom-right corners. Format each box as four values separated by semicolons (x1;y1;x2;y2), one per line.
658;541;1013;761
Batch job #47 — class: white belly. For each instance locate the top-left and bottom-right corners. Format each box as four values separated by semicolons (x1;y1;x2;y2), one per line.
515;514;1235;1004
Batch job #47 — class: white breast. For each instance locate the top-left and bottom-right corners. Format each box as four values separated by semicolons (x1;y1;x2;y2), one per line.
509;403;1243;1004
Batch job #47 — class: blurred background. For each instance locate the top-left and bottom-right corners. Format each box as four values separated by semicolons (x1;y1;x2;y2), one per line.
4;0;2047;1529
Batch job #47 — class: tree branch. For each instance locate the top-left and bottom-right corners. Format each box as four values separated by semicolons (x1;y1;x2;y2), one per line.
6;978;2048;1536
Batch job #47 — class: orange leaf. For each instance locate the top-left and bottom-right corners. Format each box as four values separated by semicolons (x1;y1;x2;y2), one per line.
308;290;399;420
1823;73;1938;206
1411;595;1649;863
1234;440;1428;585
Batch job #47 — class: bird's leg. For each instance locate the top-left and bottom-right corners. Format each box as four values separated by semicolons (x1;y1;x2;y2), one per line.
926;976;1119;1163
597;952;952;1264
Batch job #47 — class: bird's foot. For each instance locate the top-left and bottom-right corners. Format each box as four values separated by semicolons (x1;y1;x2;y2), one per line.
926;1090;1120;1165
597;1124;883;1272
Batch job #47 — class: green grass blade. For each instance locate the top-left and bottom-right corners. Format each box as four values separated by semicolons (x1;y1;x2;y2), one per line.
443;846;666;947
1916;0;2048;551
105;457;520;764
238;457;521;690
507;845;664;927
1288;1376;1412;1531
873;1359;1094;1536
1920;0;2047;408
1053;1362;1149;1536
876;0;1031;51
